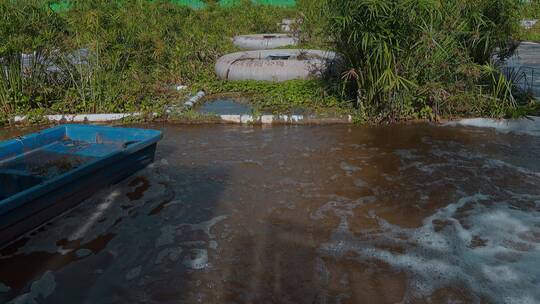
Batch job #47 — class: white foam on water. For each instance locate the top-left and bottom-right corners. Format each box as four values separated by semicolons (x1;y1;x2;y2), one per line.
161;199;183;209
394;149;419;159
209;240;218;250
310;196;374;222
183;249;209;270
155;247;183;265
75;248;92;258
8;271;56;304
484;158;540;178
30;270;56;298
446;117;540;137
155;225;177;248
125;266;142;281
395;139;540;189
353;179;368;188
180;215;228;239
340;161;361;174
320;193;540;303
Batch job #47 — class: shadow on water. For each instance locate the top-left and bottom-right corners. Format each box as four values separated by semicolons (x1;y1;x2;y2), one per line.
0;160;231;303
216;212;329;303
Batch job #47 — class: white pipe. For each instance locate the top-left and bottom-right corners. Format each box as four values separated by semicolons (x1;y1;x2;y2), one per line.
12;90;207;123
184;91;206;108
13;113;141;123
219;114;353;124
10;97;355;125
11;112;354;124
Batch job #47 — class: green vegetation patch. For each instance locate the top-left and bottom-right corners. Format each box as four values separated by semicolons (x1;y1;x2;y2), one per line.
0;0;300;121
219;0;296;7
520;0;540;19
201;79;345;114
1;0;537;126
518;21;540;42
298;0;535;122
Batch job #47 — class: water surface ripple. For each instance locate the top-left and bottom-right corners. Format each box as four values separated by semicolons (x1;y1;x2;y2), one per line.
0;124;539;304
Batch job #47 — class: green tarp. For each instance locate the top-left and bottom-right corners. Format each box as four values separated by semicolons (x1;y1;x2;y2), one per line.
169;0;206;9
49;0;71;12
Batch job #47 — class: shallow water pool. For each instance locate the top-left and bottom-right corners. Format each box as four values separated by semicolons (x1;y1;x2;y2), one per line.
197;98;254;115
0;123;539;303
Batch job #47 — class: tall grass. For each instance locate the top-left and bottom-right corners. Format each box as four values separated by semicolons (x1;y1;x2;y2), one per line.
0;0;66;117
300;0;528;121
0;0;295;118
517;0;540;42
0;0;533;122
520;0;540;19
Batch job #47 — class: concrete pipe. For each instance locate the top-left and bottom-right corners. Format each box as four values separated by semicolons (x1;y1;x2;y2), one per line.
233;34;299;50
215;49;338;82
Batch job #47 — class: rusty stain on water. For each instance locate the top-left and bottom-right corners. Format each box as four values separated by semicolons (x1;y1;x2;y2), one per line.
126;176;151;201
0;124;540;303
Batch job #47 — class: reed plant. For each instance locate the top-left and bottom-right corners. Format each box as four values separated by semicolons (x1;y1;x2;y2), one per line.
300;0;530;121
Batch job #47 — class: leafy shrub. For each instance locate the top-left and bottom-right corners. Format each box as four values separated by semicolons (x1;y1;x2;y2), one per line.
0;0;296;117
300;0;528;121
0;0;532;124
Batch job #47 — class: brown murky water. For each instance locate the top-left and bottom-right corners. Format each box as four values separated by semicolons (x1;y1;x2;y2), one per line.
0;124;539;304
0;126;42;141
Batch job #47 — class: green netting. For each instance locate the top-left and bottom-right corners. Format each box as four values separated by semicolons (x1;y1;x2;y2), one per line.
219;0;296;7
170;0;207;9
49;0;72;12
252;0;296;7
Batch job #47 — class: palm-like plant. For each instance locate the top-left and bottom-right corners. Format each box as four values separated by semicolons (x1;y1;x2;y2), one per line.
302;0;524;120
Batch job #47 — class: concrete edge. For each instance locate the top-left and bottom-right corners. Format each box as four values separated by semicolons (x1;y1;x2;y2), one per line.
11;113;353;125
219;114;353;124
